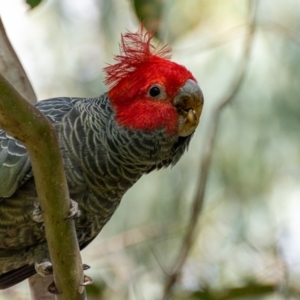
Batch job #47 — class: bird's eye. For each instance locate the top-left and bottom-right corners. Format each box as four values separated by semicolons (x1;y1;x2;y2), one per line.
149;85;161;98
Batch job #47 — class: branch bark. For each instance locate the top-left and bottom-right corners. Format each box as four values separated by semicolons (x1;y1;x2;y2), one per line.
0;15;54;299
0;15;55;299
0;17;86;300
0;73;86;300
162;1;258;299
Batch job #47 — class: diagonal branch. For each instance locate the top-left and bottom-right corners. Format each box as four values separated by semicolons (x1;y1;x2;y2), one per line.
0;75;85;300
162;1;258;299
0;17;86;299
0;15;56;299
0;15;54;299
0;73;86;300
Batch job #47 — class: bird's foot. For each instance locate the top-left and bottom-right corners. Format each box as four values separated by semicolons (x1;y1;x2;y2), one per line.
48;281;61;294
35;261;89;277
32;199;81;223
64;199;81;220
48;275;93;294
35;260;53;277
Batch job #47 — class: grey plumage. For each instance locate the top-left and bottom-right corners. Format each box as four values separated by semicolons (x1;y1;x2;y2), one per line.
0;93;192;288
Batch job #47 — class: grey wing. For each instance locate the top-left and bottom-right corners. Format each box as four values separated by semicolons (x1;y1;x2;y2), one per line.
0;131;31;197
0;97;80;198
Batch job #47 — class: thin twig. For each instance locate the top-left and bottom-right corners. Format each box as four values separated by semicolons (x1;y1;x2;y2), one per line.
261;21;300;47
175;23;248;54
162;1;258;299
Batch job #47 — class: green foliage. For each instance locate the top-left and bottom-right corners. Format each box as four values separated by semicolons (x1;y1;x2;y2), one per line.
131;0;163;37
131;0;211;42
26;0;43;9
86;279;105;299
186;283;276;299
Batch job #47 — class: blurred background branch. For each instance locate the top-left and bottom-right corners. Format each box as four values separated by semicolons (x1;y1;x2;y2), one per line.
162;1;258;298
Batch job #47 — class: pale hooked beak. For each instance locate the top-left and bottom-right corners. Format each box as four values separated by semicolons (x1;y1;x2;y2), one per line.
173;79;204;137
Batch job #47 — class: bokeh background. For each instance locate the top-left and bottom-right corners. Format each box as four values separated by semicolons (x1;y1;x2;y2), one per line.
0;0;300;299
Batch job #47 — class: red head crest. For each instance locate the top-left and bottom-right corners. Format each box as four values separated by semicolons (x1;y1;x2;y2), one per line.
104;28;199;135
104;28;172;88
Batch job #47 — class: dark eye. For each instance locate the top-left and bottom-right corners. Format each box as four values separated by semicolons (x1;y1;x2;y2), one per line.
149;85;161;98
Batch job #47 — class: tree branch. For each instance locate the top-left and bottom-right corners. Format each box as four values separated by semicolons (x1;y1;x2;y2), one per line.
0;72;85;299
162;1;258;299
0;14;56;299
0;17;36;104
0;14;55;299
0;14;85;300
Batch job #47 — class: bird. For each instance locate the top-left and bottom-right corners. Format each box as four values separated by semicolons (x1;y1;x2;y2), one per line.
0;28;203;290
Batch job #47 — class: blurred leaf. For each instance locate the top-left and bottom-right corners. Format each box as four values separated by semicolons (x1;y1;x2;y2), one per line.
188;283;276;299
220;283;276;299
131;0;201;42
131;0;164;37
189;287;214;300
86;279;105;298
26;0;43;9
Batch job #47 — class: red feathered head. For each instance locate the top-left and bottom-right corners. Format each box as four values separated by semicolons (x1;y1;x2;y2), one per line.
104;28;203;137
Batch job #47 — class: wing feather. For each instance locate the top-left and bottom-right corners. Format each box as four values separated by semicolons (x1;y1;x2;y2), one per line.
0;97;79;198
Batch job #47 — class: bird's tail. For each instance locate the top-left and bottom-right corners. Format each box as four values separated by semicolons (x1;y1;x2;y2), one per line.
0;265;36;289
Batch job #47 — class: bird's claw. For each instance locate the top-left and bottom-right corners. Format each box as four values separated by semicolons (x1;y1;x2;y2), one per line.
65;199;81;220
48;275;92;294
79;275;93;286
48;281;62;294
